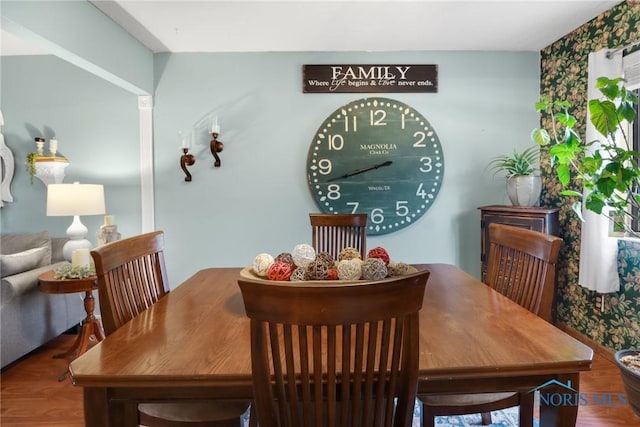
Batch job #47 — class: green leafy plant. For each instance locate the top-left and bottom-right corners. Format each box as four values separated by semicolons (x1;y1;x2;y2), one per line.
53;263;96;280
25;152;38;184
531;76;639;237
488;146;540;177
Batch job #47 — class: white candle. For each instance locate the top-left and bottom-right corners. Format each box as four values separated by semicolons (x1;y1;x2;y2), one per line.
49;137;58;156
211;117;220;134
71;248;91;269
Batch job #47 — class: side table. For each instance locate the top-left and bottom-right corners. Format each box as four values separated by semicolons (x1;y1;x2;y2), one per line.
38;270;105;361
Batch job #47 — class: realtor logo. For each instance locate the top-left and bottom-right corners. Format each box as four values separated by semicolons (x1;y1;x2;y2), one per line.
530;379;627;407
529;379;578;394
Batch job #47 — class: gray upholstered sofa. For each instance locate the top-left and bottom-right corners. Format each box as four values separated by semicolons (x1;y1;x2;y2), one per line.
1;231;86;368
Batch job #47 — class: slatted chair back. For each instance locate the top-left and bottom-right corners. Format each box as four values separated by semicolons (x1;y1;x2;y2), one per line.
485;223;562;323
309;213;368;260
91;231;169;336
238;269;429;427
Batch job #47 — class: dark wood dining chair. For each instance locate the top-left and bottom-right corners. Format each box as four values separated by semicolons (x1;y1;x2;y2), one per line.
91;231;252;427
309;213;368;260
419;223;562;427
238;269;430;427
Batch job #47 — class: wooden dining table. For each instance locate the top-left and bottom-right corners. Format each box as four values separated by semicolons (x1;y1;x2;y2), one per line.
69;264;593;427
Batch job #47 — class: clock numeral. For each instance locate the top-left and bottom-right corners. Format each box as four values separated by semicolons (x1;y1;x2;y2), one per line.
328;134;344;150
419;156;433;172
344;116;357;132
413;131;426;147
370;109;387;126
401;113;405;129
327;184;341;200
370;208;385;224
416;183;428;199
395;201;409;217
318;159;332;175
346;202;359;213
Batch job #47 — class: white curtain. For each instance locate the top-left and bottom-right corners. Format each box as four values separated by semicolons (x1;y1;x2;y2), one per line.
578;49;623;293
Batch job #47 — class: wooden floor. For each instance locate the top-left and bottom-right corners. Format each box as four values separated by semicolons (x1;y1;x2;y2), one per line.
1;334;639;426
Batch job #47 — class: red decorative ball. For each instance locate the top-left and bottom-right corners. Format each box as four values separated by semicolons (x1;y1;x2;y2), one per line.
367;246;390;265
267;261;293;281
327;268;338;280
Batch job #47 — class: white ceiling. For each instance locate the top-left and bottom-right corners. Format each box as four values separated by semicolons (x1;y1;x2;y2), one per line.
2;0;620;55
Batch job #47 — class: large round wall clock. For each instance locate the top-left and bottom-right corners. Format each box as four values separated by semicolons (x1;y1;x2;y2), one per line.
306;97;444;235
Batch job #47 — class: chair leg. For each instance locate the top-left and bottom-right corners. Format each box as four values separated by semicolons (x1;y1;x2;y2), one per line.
518;392;535;427
480;411;492;425
248;403;258;427
421;402;435;427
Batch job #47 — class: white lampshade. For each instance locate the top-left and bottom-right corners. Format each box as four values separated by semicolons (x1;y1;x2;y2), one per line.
46;182;106;261
47;183;105;216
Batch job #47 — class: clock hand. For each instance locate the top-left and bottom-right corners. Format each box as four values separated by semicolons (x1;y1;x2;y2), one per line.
327;160;392;182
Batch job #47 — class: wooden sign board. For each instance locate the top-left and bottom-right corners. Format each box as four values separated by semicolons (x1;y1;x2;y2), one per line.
303;64;438;93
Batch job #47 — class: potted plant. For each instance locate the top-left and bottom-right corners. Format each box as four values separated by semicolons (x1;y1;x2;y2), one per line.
488;145;542;206
531;76;639;238
616;350;640;416
532;76;639;415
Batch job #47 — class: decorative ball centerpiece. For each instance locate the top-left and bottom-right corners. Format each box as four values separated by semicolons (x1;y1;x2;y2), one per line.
266;261;293;281
253;253;274;277
388;261;411;276
361;257;388;280
248;244;413;283
290;266;308;281
339;247;361;261
274;252;295;268
367;246;390;265
316;251;335;267
305;260;331;280
337;258;363;280
291;243;316;268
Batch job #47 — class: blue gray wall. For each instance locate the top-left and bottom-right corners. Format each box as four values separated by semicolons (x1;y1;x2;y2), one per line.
153;51;540;284
1;1;541;286
1;54;141;243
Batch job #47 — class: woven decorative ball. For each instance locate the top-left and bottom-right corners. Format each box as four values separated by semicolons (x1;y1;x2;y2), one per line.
338;247;361;261
305;259;331;280
361;257;388;280
290;266;308;282
387;261;411;276
291;243;316;268
337;258;362;280
367;246;390;265
316;251;335;267
327;268;339;280
252;253;274;277
266;261;293;281
274;252;295;267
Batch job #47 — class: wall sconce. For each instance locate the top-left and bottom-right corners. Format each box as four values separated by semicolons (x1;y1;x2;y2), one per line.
180;147;196;182
210;117;223;167
210;130;223;168
179;118;224;183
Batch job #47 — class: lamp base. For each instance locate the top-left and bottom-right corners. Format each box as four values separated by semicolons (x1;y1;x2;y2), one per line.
62;215;92;261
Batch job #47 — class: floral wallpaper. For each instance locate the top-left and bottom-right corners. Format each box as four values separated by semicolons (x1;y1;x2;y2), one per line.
540;0;640;351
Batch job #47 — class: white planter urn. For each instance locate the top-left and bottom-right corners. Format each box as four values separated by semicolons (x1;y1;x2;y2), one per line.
506;175;542;206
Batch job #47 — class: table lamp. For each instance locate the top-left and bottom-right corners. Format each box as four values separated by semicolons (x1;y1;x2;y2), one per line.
46;182;106;261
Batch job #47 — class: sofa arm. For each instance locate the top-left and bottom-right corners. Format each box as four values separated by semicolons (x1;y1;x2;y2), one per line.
1;261;68;303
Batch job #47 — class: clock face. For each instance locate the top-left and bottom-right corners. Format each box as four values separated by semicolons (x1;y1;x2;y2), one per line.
306;97;444;235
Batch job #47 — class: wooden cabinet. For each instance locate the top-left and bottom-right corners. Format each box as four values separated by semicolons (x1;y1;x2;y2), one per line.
479;205;560;281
